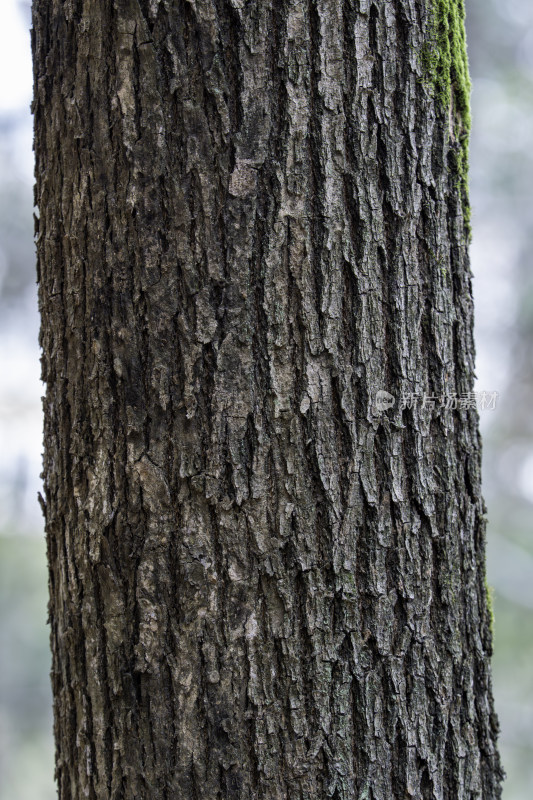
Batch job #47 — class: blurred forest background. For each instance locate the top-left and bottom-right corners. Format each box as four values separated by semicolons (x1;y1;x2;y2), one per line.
0;0;532;797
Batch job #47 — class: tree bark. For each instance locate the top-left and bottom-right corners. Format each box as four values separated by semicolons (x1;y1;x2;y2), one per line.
33;0;503;798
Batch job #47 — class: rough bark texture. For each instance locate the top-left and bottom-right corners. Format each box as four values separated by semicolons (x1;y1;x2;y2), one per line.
33;0;503;798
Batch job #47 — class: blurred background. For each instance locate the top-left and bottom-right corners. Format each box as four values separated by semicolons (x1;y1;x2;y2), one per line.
0;0;531;797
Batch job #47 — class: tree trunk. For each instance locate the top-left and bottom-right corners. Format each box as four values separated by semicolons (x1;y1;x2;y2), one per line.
32;0;503;798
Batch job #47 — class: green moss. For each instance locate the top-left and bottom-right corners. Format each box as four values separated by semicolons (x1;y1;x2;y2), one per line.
421;0;472;234
421;0;471;130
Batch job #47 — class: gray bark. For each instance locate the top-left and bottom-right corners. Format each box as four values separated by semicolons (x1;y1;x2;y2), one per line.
32;0;503;798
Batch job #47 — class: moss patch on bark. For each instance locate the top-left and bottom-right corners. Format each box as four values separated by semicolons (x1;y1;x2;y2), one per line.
422;0;472;232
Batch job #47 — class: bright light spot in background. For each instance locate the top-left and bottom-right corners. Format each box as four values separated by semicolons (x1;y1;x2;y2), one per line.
471;218;518;421
0;298;42;532
0;1;32;114
519;452;533;505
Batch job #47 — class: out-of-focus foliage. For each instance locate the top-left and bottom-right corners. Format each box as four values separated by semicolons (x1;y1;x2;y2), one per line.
468;0;533;797
0;536;54;800
0;4;54;799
